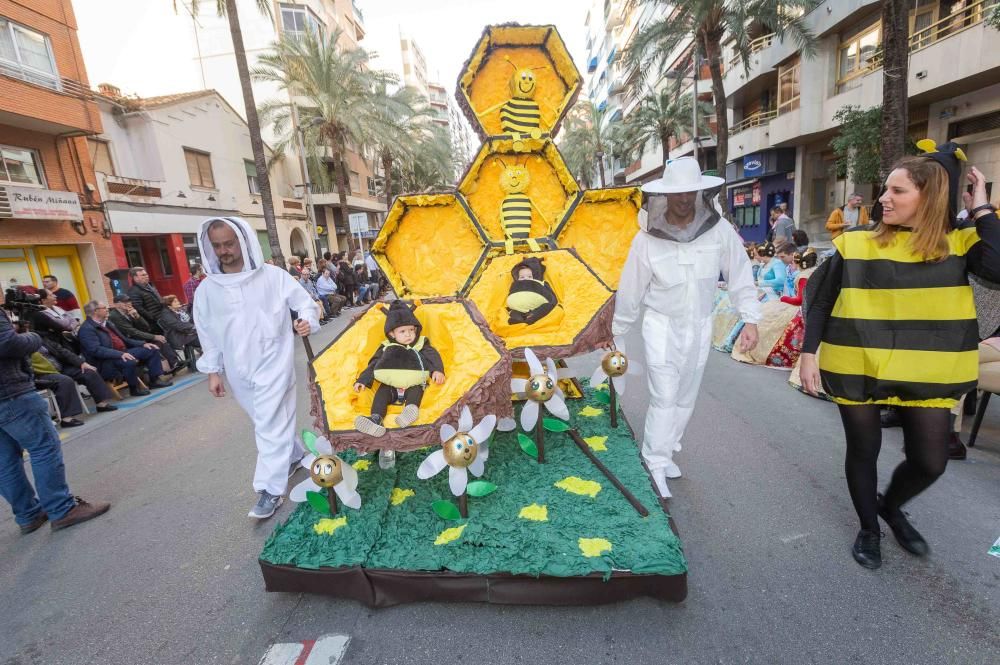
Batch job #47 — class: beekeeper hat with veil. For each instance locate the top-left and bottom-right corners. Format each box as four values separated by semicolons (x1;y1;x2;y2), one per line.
639;157;726;243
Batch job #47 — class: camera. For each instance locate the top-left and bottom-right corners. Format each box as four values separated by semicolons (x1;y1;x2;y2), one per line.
3;287;44;317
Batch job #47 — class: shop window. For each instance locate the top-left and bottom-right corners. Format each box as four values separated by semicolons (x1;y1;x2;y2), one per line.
122;238;143;268
777;57;800;115
183;148;215;189
156;237;173;277
245;160;260;194
0;144;44;186
0;18;59;91
837;23;881;91
88;139;116;175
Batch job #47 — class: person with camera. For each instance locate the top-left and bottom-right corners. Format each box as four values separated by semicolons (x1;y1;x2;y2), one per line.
0;306;110;534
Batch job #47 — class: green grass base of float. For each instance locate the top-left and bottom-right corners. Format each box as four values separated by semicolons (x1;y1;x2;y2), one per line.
260;382;686;578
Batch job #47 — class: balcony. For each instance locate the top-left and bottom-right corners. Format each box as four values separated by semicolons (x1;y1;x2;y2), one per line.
588;56;599;73
0;73;102;135
728;33;774;71
352;1;364;26
99;173;163;201
728;112;777;161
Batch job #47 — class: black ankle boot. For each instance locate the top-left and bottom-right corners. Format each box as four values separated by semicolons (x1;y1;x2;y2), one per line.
852;529;882;569
878;495;929;557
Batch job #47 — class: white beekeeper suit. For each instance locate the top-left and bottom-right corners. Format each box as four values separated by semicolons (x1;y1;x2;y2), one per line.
194;217;320;499
613;158;760;497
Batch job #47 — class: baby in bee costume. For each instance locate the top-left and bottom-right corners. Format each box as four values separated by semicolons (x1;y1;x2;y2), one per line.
506;257;559;325
353;301;446;442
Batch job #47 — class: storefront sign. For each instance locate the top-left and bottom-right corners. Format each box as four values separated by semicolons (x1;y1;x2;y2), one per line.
752;181;761;205
1;185;83;221
743;154;765;178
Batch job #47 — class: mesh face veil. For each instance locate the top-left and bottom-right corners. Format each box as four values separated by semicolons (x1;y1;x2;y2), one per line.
640;187;724;243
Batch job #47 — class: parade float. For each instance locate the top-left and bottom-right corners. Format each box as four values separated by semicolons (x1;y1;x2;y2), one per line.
258;23;687;607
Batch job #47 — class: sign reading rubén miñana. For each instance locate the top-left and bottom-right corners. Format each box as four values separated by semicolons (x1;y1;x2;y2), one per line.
2;185;84;221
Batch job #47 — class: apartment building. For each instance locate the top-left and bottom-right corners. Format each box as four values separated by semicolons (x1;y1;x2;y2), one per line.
723;0;1000;241
90;87;309;301
0;0;116;304
187;0;384;255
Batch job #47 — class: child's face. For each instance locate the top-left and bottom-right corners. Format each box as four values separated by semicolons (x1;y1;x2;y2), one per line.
390;325;417;345
517;268;534;281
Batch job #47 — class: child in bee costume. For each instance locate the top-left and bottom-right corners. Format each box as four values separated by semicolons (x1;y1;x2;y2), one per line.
354;301;446;450
614;158;761;498
506;257;559;325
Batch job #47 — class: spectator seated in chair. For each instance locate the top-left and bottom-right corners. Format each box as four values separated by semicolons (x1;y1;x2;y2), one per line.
32;288;80;335
156;295;201;370
41;274;81;320
315;268;346;317
78;300;173;397
108;293;182;372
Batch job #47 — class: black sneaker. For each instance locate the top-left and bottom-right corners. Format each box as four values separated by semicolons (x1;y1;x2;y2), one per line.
852;529;882;569
878;496;929;556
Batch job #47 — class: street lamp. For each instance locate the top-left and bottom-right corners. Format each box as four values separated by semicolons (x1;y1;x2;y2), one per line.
295;115;324;256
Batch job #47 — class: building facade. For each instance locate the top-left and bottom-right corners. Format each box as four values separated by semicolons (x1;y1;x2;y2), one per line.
723;0;1000;241
187;0;384;256
91;88;309;302
0;0;116;305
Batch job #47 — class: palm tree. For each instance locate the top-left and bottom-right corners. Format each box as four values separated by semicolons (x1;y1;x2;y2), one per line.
177;0;284;263
369;85;437;208
879;0;909;180
253;30;401;253
626;0;817;204
396;124;454;193
560;101;620;188
621;88;713;168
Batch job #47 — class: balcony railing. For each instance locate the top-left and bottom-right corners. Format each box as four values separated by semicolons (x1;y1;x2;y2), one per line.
0;62;95;101
728;33;775;70
730;110;777;134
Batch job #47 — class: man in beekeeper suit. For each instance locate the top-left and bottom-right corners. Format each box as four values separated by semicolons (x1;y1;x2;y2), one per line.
194;217;320;519
613;158;761;498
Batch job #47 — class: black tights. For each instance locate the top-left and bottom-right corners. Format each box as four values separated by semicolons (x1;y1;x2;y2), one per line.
837;405;950;532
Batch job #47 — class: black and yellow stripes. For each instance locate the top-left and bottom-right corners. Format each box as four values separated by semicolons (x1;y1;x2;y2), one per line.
501;195;532;239
817;226;982;407
500;100;541;134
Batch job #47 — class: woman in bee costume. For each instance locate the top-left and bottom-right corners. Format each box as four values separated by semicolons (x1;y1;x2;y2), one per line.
800;143;1000;570
506;257;559;325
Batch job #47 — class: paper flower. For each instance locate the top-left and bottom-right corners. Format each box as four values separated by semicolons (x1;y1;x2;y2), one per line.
511;348;569;431
417;406;497;497
589;336;640;396
290;434;362;510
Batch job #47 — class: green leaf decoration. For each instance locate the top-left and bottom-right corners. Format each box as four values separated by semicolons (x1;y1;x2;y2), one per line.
466;480;498;497
593;390;611;405
301;430;319;457
306;490;331;516
518;432;538;459
432;500;462;521
543;417;570;432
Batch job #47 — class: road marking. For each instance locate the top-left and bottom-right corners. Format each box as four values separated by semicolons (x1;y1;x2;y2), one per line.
780;532;809;544
258;634;350;665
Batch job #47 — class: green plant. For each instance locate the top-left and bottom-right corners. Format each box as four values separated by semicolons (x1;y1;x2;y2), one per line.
831;105;883;189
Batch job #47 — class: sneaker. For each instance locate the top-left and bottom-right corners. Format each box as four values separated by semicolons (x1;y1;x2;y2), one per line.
395;404;420;428
355;414;386;437
663;461;682;479
248;491;282;520
19;512;48;535
378;449;396;470
651;468;672;498
50;497;111;531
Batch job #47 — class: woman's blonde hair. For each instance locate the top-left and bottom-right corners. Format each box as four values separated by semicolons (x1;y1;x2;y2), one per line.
872;155;952;261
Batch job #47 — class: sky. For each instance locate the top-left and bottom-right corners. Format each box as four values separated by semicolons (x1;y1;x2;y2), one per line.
73;0;592;100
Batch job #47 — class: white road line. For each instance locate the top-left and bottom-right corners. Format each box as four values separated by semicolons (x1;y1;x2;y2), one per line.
257;642;303;665
780;532;809;544
258;634;350;665
304;634;351;665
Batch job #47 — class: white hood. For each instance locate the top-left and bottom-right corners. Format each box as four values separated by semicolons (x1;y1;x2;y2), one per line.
198;216;266;286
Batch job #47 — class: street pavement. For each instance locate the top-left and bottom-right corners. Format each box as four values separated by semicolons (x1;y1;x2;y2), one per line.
2;309;999;665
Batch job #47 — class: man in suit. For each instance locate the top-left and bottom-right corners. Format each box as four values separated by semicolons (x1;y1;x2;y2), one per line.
127;266;165;332
78;300;172;397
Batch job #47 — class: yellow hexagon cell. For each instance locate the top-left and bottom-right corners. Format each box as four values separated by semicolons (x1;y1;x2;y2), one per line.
458;24;581;140
555;187;642;290
372;194;488;298
459;138;579;250
466;248;612;354
313;300;504;443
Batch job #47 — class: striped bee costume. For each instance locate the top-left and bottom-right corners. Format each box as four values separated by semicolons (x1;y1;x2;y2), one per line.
501;193;540;251
803;215;1000;408
499;99;541;136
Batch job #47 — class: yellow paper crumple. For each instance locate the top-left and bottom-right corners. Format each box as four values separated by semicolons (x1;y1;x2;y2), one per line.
579;406;603;417
578;537;612;558
313;516;348;536
518;504;549;522
434;524;468;545
352;459;371;471
555;476;602;498
390;488;415;506
583;436;607;452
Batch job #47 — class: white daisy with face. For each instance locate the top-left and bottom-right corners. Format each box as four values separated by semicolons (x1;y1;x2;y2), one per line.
289;436;361;509
511;348;570;431
417;406;497;497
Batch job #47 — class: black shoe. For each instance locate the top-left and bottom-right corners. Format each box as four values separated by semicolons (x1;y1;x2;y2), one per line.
59;418;85;428
948;433;967;460
880;408;902;428
19;512;48;535
129;388;151;397
878;496;929;557
149;378;173;389
96;404;118;413
852;529;882;569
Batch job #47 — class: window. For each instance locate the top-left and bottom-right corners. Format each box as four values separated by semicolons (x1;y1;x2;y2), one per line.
0;144;44;186
244;159;260;194
183;148;215;189
155;237;173;276
777;57;800;114
0;19;59;90
349;170;360;193
367;176;378;197
280;4;325;42
837;23;881;90
122;238;143;268
88;139;115;175
182;234;200;268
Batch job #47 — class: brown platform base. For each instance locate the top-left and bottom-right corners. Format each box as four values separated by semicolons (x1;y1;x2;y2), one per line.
259;560;687;607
